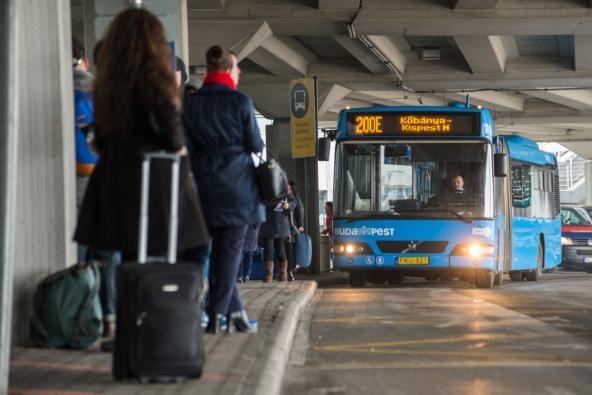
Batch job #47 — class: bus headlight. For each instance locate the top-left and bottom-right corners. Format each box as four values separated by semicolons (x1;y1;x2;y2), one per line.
333;242;373;255
561;237;574;246
451;243;495;257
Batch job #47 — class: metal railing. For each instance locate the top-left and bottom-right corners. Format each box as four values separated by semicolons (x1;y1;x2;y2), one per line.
559;155;587;192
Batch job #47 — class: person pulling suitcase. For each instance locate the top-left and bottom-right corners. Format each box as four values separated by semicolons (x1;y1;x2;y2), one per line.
72;8;209;382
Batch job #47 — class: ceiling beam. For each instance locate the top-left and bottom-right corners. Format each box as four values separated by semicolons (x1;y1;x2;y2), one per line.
453;36;510;73
519;89;592;110
574;35;592;71
333;35;389;74
188;0;225;10
495;112;592;125
248;36;311;76
189;9;592;36
364;35;408;76
349;91;444;107
232;22;273;62
318;0;359;9
318;84;352;116
453;0;503;9
229;23;317;77
444;90;524;112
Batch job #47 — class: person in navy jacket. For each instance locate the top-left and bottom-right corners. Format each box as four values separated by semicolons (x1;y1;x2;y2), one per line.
184;45;265;334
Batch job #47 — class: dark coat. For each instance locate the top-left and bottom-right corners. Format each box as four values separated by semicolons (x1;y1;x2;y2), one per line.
260;202;291;239
184;83;265;228
288;192;304;228
74;101;209;256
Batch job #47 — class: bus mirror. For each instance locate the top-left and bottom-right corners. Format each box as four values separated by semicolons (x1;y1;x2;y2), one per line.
318;137;331;161
494;153;507;177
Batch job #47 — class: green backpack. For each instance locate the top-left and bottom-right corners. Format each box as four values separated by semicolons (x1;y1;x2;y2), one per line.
30;262;103;349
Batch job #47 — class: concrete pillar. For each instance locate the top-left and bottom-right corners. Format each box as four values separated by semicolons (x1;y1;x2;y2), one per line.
176;0;190;68
585;162;592;206
83;0;97;69
1;0;18;390
9;0;77;346
265;120;321;274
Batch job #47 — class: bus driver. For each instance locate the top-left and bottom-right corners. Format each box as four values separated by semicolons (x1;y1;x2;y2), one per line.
451;174;465;193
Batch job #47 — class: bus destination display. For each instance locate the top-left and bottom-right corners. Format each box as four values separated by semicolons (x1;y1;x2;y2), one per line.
346;112;480;137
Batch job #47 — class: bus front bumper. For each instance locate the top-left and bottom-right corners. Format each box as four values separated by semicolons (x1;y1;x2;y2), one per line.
333;254;496;272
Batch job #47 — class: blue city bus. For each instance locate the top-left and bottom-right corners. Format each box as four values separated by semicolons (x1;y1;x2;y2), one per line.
329;105;561;288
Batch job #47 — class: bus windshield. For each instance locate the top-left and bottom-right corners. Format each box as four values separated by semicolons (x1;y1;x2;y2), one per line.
335;141;494;219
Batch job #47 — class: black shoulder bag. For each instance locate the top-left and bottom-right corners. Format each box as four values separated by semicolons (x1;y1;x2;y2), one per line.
255;153;289;206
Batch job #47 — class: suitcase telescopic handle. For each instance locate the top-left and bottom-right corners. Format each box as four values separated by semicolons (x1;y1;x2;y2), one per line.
137;152;181;264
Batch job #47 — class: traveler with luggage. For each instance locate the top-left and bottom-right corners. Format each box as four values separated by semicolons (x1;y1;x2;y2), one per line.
73;8;209;381
261;198;292;282
184;45;265;334
285;182;304;281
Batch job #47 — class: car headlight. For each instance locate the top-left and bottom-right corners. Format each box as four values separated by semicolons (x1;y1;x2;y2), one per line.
561;237;574;246
451;243;495;257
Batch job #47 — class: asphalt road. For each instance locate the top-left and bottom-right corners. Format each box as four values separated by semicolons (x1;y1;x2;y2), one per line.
283;273;592;395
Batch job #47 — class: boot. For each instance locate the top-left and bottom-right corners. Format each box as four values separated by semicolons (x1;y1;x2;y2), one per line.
280;261;288;282
264;261;274;283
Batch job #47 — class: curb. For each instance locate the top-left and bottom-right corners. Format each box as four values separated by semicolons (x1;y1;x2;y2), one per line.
251;281;317;395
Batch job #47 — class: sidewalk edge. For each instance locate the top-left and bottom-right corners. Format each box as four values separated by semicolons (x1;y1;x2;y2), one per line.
252;280;317;395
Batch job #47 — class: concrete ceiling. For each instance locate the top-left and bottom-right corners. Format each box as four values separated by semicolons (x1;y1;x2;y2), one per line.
184;0;592;158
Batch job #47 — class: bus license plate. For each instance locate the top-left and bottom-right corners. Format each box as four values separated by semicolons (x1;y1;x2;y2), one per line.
397;256;429;265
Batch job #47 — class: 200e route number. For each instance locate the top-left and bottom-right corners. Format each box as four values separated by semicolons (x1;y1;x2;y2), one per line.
355;115;383;134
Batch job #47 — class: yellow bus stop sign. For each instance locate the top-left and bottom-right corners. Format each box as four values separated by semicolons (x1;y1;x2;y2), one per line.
290;78;317;158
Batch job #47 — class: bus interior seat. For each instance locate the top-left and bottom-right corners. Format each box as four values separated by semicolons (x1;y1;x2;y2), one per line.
354;196;370;211
344;171;371;212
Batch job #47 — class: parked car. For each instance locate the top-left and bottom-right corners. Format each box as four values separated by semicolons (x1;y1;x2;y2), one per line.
560;205;592;272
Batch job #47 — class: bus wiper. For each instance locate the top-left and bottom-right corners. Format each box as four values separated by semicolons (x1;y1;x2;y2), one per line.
447;209;472;224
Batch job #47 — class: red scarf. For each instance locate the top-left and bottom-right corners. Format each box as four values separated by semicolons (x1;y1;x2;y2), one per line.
202;72;236;90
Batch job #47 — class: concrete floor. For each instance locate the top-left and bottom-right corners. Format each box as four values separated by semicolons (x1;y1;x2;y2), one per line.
283;273;592;395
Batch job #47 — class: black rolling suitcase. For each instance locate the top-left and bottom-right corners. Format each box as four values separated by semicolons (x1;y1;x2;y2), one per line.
113;152;204;382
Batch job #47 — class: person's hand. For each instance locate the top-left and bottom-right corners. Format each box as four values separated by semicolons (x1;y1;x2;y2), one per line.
177;146;188;156
298;227;304;233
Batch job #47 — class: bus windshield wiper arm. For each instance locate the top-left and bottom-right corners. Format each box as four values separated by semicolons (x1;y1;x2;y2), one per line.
447;209;472;224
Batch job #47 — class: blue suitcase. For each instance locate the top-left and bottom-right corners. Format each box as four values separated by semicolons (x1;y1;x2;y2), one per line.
295;233;312;268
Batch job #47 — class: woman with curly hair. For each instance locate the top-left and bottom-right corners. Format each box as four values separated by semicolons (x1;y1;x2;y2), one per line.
74;7;208;267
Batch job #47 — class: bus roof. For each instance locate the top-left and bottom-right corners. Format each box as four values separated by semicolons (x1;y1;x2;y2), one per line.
501;135;557;166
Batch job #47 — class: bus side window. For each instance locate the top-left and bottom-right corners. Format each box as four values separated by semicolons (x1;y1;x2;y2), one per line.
511;164;532;209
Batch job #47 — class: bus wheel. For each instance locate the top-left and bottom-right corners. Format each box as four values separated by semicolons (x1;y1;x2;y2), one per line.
475;270;494;289
493;272;504;286
525;242;543;282
509;271;523;281
349;271;367;288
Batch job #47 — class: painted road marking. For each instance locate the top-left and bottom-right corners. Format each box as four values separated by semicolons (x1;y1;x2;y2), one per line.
314;331;592;365
310;359;592;370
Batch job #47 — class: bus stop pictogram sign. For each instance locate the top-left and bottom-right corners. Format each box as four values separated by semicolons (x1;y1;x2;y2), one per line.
290;78;317;158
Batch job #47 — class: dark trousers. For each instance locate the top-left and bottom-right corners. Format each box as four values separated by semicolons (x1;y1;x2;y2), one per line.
239;250;253;281
89;250;121;321
208;225;248;317
286;240;296;272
